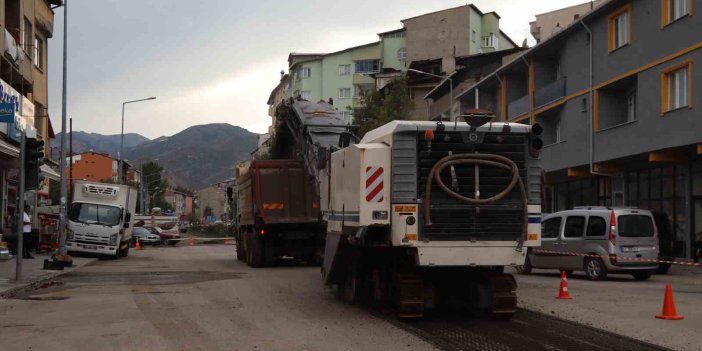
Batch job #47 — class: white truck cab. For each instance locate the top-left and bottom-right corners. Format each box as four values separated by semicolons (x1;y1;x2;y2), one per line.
66;181;138;257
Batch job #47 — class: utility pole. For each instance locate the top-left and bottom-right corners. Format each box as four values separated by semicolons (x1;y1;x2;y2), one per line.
58;0;68;256
15;131;26;280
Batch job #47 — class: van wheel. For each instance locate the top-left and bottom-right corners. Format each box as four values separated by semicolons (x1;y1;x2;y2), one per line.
655;263;671;274
515;254;533;275
584;257;607;281
632;271;653;281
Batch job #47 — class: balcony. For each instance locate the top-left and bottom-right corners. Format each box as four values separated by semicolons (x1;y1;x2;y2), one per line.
534;78;566;108
508;94;530;120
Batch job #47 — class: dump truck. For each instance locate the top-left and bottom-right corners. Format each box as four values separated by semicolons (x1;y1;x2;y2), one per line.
235;160;323;267
321;113;544;318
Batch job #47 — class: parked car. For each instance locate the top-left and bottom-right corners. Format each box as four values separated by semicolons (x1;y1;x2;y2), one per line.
144;226;181;246
132;227;161;246
517;207;659;281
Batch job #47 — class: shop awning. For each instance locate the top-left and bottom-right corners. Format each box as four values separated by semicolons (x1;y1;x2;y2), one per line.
0;138;19;158
41;164;60;181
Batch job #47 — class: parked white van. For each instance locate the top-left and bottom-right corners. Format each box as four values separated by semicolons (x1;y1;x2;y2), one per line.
518;207;659;281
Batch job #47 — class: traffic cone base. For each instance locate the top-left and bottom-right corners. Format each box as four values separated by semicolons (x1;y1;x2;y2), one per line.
556;270;573;299
135;239;141;250
189;237;195;246
655;284;684;320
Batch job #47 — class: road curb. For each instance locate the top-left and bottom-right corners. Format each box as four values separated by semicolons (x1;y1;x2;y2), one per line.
0;258;99;299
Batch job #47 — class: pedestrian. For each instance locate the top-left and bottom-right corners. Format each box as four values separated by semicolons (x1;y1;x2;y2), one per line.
694;231;702;263
22;205;35;259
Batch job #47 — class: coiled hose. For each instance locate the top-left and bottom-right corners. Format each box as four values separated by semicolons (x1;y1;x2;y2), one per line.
423;153;528;249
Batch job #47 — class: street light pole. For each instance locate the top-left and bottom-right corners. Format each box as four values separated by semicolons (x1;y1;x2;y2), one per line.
119;97;156;184
58;0;68;256
407;69;454;122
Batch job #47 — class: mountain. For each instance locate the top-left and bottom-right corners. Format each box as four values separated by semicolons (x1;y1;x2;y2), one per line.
55;131;150;158
124;123;258;189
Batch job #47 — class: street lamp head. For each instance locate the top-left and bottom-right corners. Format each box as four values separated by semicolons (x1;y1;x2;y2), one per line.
147;97;157;100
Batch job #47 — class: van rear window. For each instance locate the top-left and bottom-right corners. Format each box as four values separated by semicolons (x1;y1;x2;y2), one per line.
618;215;654;237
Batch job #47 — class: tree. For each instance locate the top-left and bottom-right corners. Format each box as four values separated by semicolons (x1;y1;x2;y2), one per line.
353;76;414;138
142;161;172;211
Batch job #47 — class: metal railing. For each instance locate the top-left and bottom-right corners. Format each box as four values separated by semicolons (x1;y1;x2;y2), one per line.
534;78;566;108
508;94;530;120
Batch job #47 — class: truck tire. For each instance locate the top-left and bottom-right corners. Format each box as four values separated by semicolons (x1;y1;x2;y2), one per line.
122;246;130;257
236;231;245;262
515;254;533;275
247;232;265;268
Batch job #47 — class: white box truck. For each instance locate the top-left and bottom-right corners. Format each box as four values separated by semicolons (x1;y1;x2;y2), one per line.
66;181;138;257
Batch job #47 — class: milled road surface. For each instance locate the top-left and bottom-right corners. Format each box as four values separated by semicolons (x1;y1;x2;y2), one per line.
0;245;435;351
0;245;675;351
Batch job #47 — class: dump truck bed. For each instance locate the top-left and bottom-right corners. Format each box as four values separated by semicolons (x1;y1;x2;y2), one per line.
237;160;319;226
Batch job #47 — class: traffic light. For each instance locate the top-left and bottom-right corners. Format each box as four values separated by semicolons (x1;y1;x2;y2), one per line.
24;138;45;190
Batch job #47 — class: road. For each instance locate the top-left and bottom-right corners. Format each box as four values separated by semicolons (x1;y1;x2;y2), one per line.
0;245;435;351
0;245;676;351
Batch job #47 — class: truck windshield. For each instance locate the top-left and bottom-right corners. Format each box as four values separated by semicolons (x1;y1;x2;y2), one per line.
69;203;122;227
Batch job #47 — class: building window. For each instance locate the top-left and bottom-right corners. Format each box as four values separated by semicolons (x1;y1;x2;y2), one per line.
112;175;118;183
354;60;380;74
397;48;407;62
627;90;636;122
34;36;44;69
339;88;352;99
340;110;352;122
22;17;32;53
301;67;312;79
661;61;692;113
555;119;562;143
481;34;499;49
471;30;477;43
300;91;311;100
662;0;691;26
338;64;351;76
608;5;631;52
112;161;118;171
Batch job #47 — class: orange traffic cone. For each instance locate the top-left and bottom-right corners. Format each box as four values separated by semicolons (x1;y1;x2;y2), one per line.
189;237;195;246
655;284;684;320
135;238;142;250
556;270;572;299
224;236;230;246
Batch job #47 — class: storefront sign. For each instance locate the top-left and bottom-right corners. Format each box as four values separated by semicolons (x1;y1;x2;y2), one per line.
0;102;14;123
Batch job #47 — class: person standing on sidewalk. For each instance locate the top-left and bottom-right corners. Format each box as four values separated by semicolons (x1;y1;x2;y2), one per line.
694;231;702;263
22;205;34;259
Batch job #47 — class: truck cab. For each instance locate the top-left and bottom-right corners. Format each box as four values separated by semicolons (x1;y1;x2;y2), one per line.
66;181;137;257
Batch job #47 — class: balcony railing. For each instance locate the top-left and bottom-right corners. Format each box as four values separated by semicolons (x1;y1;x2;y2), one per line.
534;78;566;108
508;94;530;120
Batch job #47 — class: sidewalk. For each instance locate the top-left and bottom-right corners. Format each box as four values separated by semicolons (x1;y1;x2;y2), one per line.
0;253;96;297
511;265;702;351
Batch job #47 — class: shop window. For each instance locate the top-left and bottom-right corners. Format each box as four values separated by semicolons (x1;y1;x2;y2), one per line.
661;61;692;113
608;4;631;52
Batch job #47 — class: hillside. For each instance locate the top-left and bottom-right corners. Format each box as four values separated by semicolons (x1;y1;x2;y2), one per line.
54;132;149;158
124;123;258;189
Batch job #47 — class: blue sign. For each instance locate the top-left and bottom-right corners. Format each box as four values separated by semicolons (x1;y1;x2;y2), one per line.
0;102;14;123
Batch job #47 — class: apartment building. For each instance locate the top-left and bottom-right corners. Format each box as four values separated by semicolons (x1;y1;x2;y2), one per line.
0;0;62;230
68;151;140;185
530;0;604;43
269;4;517;124
453;0;701;259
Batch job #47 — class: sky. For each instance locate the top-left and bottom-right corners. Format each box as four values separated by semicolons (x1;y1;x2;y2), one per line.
47;0;593;139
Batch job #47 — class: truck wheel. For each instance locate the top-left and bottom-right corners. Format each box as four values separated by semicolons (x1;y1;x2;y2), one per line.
584;257;607;281
515;254;533;275
122;246;130;257
248;233;265;268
